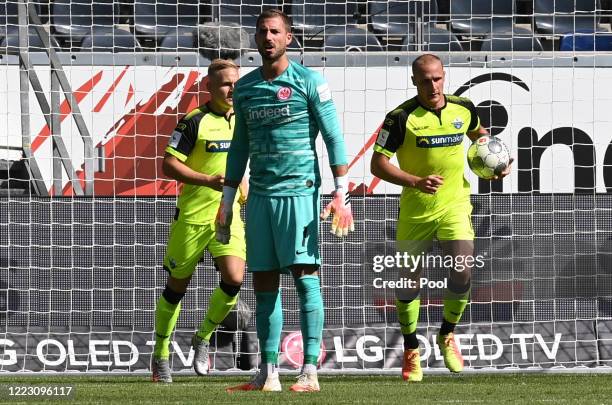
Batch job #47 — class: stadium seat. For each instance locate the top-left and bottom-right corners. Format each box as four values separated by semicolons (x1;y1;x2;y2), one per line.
0;2;43;44
368;0;439;38
534;0;603;36
287;36;303;52
604;0;612;25
211;0;282;53
559;31;612;51
449;0;515;36
80;29;142;52
50;0;118;46
133;0;199;43
290;0;364;38
323;25;384;52
0;26;60;53
480;30;544;51
0;1;17;39
401;25;463;51
158;26;298;54
214;0;281;33
158;30;197;52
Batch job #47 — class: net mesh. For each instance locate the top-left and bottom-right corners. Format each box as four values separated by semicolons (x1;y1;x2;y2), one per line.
0;0;611;372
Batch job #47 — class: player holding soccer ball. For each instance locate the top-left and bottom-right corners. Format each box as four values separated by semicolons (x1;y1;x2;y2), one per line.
151;59;248;383
216;9;353;393
370;54;512;382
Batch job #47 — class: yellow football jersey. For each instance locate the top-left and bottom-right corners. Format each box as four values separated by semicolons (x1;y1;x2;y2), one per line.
165;105;241;224
374;95;480;222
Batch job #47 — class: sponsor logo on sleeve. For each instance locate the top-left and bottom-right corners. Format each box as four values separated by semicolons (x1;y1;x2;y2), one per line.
317;83;332;102
169;130;182;148
376;129;390;146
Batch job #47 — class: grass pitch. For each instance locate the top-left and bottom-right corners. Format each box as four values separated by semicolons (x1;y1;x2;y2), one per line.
0;374;611;404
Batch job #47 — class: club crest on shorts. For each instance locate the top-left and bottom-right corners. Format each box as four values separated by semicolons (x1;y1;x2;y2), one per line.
452;117;464;129
277;86;292;100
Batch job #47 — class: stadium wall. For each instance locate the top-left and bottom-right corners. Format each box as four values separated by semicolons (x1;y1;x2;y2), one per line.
1;54;611;195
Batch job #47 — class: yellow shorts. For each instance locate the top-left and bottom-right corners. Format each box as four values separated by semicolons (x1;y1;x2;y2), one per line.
163;219;246;280
396;205;474;242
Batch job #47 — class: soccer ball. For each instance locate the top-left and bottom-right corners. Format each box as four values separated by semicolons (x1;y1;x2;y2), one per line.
467;135;510;180
221;298;251;331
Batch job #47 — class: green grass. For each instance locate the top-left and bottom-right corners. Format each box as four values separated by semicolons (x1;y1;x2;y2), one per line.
1;374;611;404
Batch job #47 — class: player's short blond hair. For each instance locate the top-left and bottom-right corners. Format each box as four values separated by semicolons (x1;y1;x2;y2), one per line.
412;54;443;75
208;58;238;78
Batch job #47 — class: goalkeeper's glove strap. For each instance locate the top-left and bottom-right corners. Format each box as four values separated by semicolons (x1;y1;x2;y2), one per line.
334;175;351;205
221;185;238;206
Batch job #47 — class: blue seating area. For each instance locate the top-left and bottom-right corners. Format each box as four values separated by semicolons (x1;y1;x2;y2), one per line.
0;0;611;53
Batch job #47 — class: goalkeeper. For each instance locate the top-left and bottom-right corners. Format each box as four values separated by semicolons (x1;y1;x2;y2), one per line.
152;59;247;383
216;9;354;393
370;54;511;382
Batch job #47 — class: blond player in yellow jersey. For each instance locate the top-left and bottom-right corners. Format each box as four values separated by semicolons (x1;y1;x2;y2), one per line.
371;54;512;382
151;59;247;383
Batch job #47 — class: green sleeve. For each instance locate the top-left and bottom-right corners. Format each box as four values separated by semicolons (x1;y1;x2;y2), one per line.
308;72;348;166
225;96;249;183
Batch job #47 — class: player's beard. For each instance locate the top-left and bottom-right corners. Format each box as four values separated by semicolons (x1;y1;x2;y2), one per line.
261;44;287;62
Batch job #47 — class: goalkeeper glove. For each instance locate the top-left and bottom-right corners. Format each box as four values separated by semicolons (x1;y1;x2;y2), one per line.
321;175;355;237
215;186;238;244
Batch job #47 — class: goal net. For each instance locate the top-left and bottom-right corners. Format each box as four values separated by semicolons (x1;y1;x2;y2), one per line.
0;0;611;374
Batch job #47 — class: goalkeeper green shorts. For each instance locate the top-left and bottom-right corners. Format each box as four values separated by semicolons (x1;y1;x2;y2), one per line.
396;203;474;243
163;219;246;280
245;192;320;272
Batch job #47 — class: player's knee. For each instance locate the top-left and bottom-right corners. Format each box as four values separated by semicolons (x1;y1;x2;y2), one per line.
162;285;186;305
447;275;471;294
396;288;421;302
221;270;244;287
253;271;280;291
165;272;191;293
219;279;241;297
294;273;321;295
290;265;319;280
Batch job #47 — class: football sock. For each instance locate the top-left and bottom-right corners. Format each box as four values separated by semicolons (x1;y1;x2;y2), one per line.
403;332;419;350
439;319;456;336
302;363;317;375
396;298;420;335
153;287;184;359
196;282;239;342
295;275;324;366
442;280;471;326
263;362;279;378
255;290;283;368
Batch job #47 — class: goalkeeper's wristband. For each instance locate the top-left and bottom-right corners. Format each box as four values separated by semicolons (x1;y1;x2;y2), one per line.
221;185;238;206
334;174;348;191
333;175;351;205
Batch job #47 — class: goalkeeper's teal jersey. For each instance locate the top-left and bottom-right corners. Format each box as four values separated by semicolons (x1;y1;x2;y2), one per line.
226;60;348;197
